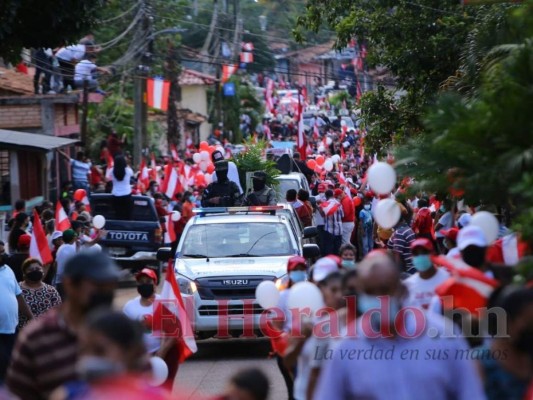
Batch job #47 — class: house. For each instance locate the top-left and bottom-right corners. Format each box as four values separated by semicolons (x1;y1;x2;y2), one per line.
0;67;101;207
179;68;216;144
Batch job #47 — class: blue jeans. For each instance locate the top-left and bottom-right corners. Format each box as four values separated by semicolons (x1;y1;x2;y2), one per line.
73;180;90;194
361;228;373;257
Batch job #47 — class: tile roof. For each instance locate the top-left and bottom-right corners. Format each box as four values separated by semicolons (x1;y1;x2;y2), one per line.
179;68;216;86
0;67;34;95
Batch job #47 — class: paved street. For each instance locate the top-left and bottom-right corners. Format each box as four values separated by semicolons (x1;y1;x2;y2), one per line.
114;285;287;400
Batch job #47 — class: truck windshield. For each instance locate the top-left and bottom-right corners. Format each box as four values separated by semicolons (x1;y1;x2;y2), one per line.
181;222;294;258
91;197;157;220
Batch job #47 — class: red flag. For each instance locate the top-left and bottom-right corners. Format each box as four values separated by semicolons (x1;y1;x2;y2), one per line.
105;154;114;181
320;199;340;216
150;153;161;186
153;261;198;363
30;209;52;265
147;78;170;111
161;162;180;199
297;92;306;160
164;215;177;244
139;158;150;190
222;65;238;82
240;52;253;63
55;201;71;231
170;144;179;162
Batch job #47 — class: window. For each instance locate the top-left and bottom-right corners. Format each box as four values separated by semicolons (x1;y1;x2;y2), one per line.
0;151;9;205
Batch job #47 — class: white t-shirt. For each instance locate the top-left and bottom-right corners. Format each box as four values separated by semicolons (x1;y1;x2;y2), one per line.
123;295;161;353
54;243;77;285
435;212;453;238
56;44;86;62
107;167;133;196
74;60;96;80
404;268;450;310
0;265;22;334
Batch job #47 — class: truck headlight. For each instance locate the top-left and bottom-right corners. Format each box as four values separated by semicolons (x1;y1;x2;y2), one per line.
275;274;289;291
177;276;197;295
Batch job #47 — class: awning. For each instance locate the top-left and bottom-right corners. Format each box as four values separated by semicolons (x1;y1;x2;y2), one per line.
0;129;79;151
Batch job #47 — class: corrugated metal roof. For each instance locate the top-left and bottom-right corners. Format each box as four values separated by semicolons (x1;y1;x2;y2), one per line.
0;129;78;151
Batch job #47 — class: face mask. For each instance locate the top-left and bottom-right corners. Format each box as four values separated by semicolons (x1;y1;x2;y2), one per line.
364;204;371;210
137;283;155;298
341;260;356;270
189;195;196;202
412;255;433;272
216;169;228;181
289;270;306;283
439;205;446;213
461;247;486;268
85;291;114;313
253;180;265;191
358;293;400;327
26;270;43;282
76;355;124;382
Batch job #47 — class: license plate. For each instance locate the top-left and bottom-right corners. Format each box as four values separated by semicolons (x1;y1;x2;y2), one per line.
107;247;127;256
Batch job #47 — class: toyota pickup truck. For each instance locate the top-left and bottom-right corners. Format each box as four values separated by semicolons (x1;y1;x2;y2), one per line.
90;194;162;275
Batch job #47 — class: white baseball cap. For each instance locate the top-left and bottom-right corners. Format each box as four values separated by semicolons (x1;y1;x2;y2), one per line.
457;225;487;250
457;213;472;228
312;257;339;282
51;231;63;241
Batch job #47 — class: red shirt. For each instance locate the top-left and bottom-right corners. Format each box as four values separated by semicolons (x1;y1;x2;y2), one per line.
341;196;355;223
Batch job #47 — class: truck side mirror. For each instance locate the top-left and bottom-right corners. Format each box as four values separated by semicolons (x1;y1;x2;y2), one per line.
157;247;172;262
303;244;320;259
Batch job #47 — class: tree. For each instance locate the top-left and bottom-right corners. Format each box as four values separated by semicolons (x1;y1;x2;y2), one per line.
0;0;104;60
395;2;533;240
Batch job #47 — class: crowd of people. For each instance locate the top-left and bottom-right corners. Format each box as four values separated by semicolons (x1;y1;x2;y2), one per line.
0;79;532;399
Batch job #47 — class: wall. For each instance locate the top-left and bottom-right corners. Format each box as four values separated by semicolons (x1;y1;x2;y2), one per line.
0;104;41;129
181;85;212;141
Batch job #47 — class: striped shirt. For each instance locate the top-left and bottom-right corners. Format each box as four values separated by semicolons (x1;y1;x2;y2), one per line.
325;199;344;236
388;222;416;269
7;307;78;400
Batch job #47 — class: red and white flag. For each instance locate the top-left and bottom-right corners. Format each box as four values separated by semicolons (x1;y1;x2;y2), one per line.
30;209;52;265
105;154;114;181
170;143;179;162
265;78;274;112
164;215;176;244
296;92;306;160
55;201;71;231
153;261;198;363
222;65;238;82
161;162;180;199
150;153;161;186
320;199;340;217
242;42;254;52
147;78;170;111
139;158;150;189
240;52;253;63
313;121;320;140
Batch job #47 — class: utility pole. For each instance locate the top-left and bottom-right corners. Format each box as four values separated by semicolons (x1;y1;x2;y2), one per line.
80;80;89;147
165;40;181;149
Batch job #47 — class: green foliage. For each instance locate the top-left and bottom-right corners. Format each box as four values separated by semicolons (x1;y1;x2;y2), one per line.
328;91;353;109
0;0;104;60
395;2;533;241
233;139;280;190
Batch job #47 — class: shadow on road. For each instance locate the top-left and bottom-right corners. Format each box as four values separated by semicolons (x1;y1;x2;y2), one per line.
189;338;272;361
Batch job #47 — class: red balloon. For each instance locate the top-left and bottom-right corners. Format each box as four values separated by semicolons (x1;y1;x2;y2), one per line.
74;189;86;201
316;155;325;166
208;145;216;155
199;141;209;151
207;163;215;174
307;159;317;169
195;173;206;186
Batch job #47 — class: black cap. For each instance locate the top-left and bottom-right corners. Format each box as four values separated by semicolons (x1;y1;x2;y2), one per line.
215;160;229;171
212;150;224;163
251;171;267;181
63;252;120;282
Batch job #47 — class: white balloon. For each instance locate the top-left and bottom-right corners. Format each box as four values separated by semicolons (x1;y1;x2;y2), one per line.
92;215;106;230
205;172;213;184
200;150;210;162
287;282;324;314
199;160;208;172
255;281;280;309
317;145;326;153
374;199;401;229
326;137;332;145
331;154;341;164
192;153;202;164
471;211;499;243
340;120;347;127
149;356;168;386
368;162;397;195
171;211;181;221
324;159;334;172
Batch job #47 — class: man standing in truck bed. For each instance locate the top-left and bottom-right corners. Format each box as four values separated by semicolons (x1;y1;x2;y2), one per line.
244;172;277;206
202;161;242;207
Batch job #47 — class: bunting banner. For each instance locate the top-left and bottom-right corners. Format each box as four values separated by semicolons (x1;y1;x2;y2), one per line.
147;78;170;111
